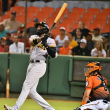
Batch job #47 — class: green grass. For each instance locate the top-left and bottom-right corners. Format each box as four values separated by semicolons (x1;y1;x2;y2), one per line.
0;98;81;110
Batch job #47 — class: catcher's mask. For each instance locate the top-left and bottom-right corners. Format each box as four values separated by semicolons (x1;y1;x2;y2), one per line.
37;22;49;36
84;62;101;77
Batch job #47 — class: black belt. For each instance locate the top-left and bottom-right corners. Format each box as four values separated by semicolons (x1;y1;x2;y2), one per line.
30;60;40;63
30;60;46;63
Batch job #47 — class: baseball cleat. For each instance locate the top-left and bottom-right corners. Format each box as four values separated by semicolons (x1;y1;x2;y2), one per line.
4;104;14;110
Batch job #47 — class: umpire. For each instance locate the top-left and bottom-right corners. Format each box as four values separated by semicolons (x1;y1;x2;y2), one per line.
27;18;39;37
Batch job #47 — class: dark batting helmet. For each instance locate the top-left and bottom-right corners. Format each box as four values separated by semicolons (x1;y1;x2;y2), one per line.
37;22;49;36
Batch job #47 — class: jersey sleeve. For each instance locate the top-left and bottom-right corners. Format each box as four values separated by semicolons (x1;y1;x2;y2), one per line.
47;38;56;47
86;77;93;90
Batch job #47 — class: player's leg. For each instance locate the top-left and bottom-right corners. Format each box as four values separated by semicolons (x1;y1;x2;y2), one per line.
12;62;46;110
29;82;55;110
79;100;110;110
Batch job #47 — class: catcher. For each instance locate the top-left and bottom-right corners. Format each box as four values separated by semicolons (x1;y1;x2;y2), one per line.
74;62;110;110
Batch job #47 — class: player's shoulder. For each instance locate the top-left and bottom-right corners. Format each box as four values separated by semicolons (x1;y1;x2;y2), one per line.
47;37;56;47
86;75;95;81
47;37;55;42
30;35;39;39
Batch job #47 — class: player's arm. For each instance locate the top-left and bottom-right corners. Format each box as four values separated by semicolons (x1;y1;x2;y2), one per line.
29;36;41;46
41;34;57;58
81;89;91;105
81;77;93;105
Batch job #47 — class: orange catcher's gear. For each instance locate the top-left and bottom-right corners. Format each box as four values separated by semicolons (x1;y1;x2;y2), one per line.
84;62;101;77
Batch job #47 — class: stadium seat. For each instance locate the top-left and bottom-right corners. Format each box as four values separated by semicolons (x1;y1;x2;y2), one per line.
0;15;10;22
50;12;63;21
101;24;110;33
51;29;60;39
78;18;92;26
66;1;74;10
27;7;40;13
86;8;101;15
16;1;31;7
41;7;55;14
70;23;79;32
31;1;45;8
82;13;95;20
72;8;86;14
102;8;110;14
11;6;25;12
95;13;109;20
87;24;102;31
16;16;25;23
26;22;34;28
67;13;82;20
48;1;60;9
36;12;50;21
92;19;107;26
55;7;69;18
62;18;77;25
46;17;55;28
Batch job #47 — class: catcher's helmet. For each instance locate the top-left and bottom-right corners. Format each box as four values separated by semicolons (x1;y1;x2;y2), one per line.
84;62;101;77
37;22;49;36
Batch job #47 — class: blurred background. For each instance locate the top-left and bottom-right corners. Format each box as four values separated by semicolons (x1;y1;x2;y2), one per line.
0;0;110;102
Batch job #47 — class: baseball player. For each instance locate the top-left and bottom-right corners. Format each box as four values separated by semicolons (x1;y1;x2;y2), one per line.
74;62;110;110
4;22;57;110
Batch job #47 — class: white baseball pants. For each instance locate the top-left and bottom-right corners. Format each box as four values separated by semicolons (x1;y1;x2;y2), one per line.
79;99;110;110
12;62;55;110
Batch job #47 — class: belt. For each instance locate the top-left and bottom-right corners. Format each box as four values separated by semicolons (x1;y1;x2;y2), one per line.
103;100;108;103
30;60;45;63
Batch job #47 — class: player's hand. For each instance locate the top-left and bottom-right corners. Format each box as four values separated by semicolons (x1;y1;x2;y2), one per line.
41;34;49;42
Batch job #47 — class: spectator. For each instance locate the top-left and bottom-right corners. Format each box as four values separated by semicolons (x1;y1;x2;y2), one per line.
91;41;106;57
0;0;2;16
92;28;103;42
9;35;25;53
27;18;39;37
86;34;94;52
19;31;30;53
74;28;86;45
55;27;68;48
106;50;109;57
5;32;13;46
2;11;21;33
69;39;90;56
59;40;72;55
11;0;21;6
72;21;90;38
102;34;109;53
0;37;9;52
0;23;9;39
68;32;78;48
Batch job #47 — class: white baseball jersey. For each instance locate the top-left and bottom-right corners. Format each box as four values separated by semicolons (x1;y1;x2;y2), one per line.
9;42;25;53
29;35;56;61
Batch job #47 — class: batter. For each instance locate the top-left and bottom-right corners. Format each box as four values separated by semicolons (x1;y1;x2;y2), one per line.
4;22;57;110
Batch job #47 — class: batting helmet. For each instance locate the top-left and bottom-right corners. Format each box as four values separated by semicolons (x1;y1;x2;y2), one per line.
37;22;49;36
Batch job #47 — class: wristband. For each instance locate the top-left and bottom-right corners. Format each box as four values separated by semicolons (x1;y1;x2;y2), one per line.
81;101;86;105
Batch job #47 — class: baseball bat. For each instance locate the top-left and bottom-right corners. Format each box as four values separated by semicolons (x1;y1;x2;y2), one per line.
6;69;9;98
49;3;67;33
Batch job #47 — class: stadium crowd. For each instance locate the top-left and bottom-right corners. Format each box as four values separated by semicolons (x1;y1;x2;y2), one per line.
0;0;109;57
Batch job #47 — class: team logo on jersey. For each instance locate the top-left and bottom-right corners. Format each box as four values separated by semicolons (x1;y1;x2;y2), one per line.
36;43;46;50
86;81;89;86
97;77;101;80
